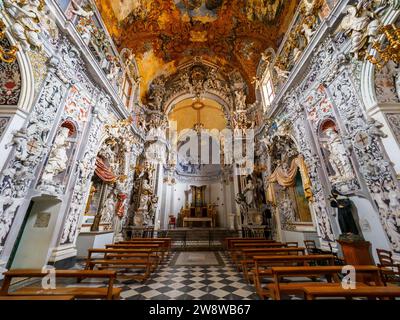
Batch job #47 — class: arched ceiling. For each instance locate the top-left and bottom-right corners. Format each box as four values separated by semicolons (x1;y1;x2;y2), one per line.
95;0;300;102
168;98;227;133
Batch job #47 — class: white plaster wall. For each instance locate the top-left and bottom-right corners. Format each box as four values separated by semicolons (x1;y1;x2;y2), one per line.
369;104;400;175
350;197;392;263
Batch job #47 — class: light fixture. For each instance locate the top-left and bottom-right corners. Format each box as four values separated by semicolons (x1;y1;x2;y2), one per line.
367;24;400;69
0;20;18;64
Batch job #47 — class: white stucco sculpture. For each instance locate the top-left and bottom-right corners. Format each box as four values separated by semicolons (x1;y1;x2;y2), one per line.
324;127;354;182
3;0;44;51
41;127;70;183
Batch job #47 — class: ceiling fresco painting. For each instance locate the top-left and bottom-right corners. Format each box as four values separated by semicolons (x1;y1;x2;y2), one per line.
95;0;300;103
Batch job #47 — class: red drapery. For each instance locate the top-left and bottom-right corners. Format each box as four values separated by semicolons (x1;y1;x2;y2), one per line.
116;193;128;218
95;157;116;183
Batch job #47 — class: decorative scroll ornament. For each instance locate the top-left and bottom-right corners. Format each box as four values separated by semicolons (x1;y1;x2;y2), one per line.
0;19;18;63
367;24;400;69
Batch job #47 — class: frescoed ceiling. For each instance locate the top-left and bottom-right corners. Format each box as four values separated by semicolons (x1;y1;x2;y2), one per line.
95;0;300;103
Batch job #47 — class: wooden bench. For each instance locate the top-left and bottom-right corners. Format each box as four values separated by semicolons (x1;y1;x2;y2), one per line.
234;247;306;271
303;285;400;300
85;248;159;281
268;265;383;300
106;243;165;260
1;269;121;300
0;295;75;300
225;238;274;250
119;238;172;252
251;254;335;298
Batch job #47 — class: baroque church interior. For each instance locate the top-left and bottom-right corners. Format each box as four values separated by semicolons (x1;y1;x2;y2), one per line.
0;0;400;302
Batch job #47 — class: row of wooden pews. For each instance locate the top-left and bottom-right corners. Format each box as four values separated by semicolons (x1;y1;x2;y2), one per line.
225;237;400;300
0;237;171;300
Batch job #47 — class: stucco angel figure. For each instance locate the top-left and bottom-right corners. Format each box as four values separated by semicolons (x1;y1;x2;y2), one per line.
274;65;290;80
302;23;315;44
71;0;94;18
3;0;44;51
339;3;380;60
4;128;29;162
41;127;70;183
302;0;319;16
235;91;247;110
366;117;388;138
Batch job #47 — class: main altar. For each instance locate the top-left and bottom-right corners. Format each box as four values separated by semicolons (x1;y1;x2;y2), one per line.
179;186;218;228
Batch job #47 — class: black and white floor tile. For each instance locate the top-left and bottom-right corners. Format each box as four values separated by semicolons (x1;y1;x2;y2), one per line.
116;251;259;300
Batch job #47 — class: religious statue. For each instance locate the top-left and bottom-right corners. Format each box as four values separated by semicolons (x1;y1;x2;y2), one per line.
138;178;153;211
279;192;296;229
329;188;360;236
235;90;247;110
235;192;251;225
339;2;381;60
41;127;70;183
243;178;256;209
274;65;290;80
146;195;158;225
4;128;29;162
302;23;315;44
323;127;354;182
99;192;115;225
106;57;121;83
3;0;44;51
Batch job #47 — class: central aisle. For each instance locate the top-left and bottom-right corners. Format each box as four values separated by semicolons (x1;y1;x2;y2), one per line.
117;251;259;300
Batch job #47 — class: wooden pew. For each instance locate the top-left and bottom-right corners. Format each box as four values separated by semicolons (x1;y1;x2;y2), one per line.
252;254;335;298
106;243;165;261
118;239;171;251
0;295;75;300
234;247;306;271
302;286;400;300
1;269;121;300
229;243;288;266
268;265;383;300
225;238;274;251
85;248;158;281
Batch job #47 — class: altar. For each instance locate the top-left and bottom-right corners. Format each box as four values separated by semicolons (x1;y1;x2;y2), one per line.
183;217;214;228
178;185;218;228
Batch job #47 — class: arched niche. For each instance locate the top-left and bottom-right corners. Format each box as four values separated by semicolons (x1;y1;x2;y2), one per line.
266;135;315;235
81;136;129;234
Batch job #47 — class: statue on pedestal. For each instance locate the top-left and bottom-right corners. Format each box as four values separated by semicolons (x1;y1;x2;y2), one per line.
329;188;361;236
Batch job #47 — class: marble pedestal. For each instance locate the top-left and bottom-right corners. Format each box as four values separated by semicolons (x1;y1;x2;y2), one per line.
76;231;114;258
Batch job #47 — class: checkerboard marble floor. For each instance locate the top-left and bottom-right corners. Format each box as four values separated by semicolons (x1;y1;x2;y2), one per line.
72;251;258;300
117;251;259;300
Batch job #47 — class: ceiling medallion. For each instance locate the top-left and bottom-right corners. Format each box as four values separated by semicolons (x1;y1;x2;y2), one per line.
191;100;205;110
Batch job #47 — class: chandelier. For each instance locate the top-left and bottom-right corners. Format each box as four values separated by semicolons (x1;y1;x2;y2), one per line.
0;20;18;64
367;24;400;69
